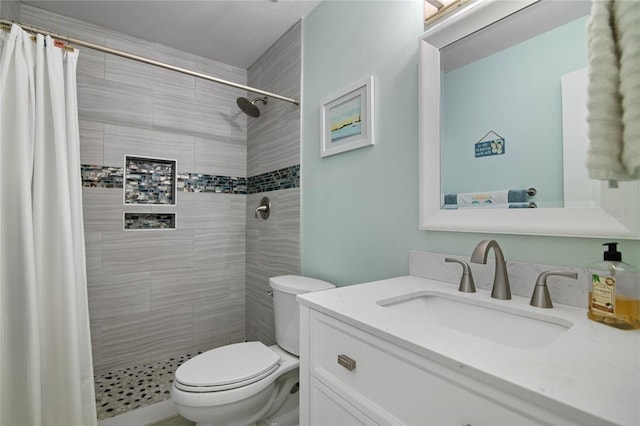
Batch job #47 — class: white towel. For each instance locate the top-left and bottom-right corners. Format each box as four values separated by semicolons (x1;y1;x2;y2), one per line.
457;190;509;206
587;0;640;181
444;203;525;210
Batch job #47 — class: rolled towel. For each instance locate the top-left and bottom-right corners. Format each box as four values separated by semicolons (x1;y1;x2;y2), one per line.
617;0;640;178
443;193;457;205
507;189;528;203
442;202;534;210
587;0;640;180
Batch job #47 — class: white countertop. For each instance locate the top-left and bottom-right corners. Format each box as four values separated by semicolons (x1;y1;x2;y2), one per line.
297;275;640;426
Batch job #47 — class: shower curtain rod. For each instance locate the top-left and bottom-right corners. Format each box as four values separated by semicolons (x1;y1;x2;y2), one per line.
0;18;300;105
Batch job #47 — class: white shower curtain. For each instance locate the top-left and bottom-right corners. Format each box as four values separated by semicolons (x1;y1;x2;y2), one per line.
0;24;97;426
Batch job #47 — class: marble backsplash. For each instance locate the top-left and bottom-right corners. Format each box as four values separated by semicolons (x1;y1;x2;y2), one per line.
409;250;588;309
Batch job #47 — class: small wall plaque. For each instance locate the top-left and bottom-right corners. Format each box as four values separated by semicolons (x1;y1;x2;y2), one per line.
475;131;505;158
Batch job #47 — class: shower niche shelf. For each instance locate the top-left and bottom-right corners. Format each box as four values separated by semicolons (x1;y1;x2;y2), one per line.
124;212;176;231
124;155;177;205
124;155;177;230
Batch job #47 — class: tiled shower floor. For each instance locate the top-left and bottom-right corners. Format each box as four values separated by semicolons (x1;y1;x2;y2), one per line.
95;352;199;420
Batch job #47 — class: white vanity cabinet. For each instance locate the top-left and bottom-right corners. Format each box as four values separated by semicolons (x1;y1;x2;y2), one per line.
299;308;583;426
298;275;639;426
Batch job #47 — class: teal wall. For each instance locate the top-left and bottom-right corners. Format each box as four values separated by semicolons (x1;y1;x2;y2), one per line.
441;16;589;208
301;1;640;287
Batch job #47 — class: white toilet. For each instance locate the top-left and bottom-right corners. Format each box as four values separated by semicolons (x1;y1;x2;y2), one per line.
171;275;335;426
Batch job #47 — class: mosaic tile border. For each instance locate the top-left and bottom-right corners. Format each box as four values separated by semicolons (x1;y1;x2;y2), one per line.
82;165;123;188
247;165;300;194
177;173;247;194
81;164;300;194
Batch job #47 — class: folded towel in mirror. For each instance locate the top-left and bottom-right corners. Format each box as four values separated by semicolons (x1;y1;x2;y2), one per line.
442;189;529;207
442;202;533;210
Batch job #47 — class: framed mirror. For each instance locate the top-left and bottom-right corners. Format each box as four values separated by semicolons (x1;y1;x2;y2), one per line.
419;0;639;239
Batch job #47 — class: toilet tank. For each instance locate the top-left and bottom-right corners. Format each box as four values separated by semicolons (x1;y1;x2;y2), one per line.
269;275;335;356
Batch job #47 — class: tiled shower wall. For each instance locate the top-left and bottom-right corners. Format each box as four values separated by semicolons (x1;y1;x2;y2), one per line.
18;4;250;373
0;0;19;21
246;22;302;344
10;3;301;372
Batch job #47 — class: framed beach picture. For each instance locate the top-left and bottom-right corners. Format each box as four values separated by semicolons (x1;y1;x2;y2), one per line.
321;76;374;157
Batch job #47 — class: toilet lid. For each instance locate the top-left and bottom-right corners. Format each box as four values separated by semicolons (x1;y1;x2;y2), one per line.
174;341;280;389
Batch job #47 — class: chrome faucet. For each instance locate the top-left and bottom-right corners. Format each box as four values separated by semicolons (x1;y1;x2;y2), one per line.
470;240;511;300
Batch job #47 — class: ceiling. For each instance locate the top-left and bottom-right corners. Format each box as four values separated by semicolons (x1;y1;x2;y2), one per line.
19;0;321;69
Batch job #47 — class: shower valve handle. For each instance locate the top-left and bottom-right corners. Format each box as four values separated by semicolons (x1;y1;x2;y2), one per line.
255;205;267;218
255;197;271;219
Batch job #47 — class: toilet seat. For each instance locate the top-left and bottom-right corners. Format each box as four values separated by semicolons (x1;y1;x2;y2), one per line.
174;342;281;393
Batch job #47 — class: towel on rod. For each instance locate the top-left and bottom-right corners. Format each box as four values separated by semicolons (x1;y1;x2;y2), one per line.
587;0;640;181
442;202;534;210
442;189;530;207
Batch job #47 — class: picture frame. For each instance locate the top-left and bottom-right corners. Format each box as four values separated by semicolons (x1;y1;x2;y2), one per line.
321;76;374;157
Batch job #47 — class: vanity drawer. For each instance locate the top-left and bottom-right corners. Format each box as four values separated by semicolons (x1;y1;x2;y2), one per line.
309;311;556;426
309;376;377;426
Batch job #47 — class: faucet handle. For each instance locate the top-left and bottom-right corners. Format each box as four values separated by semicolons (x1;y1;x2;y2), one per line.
254;197;271;219
445;257;476;293
530;271;578;308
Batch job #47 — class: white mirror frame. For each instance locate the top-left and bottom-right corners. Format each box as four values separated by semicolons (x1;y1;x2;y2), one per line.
418;0;640;239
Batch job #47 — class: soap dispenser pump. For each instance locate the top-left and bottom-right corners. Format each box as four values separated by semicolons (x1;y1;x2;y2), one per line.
587;242;640;330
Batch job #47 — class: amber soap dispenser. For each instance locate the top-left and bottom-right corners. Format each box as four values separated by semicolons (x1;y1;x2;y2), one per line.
587;242;640;330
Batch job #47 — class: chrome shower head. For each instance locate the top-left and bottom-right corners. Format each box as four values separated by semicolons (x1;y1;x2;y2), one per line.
236;96;268;118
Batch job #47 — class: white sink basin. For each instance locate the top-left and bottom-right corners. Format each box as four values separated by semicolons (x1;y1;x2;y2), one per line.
377;291;573;349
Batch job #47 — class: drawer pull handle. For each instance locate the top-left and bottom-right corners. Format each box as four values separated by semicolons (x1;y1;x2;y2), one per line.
337;354;356;371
